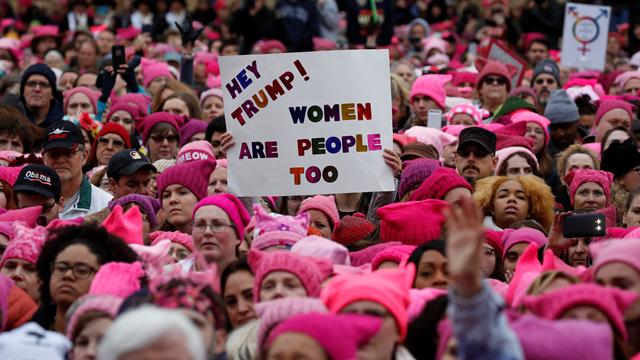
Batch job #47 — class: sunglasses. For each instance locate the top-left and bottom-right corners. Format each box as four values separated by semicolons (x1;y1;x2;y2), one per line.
483;76;507;86
457;147;490;158
535;78;556;85
98;137;125;147
150;135;178;143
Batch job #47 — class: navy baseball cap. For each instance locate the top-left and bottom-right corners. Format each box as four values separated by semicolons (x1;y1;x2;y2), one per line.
107;149;157;180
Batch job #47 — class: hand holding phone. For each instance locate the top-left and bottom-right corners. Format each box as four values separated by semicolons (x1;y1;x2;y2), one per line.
562;213;606;238
427;109;443;129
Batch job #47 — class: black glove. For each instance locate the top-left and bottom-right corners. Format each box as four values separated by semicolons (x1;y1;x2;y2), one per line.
122;56;141;93
97;69;116;102
175;13;204;47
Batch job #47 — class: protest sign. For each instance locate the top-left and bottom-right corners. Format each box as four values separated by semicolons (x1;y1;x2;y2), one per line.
561;2;611;71
219;50;395;197
487;40;526;90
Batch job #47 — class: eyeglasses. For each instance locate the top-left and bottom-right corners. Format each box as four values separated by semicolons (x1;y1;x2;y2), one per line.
25;80;51;89
192;221;234;233
51;261;97;279
98;137;125;147
150;135;178;144
535;78;556;85
483;76;507;86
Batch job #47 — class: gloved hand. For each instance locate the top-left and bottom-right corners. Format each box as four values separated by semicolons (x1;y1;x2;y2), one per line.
175;13;204;47
96;68;116;102
121;55;141;93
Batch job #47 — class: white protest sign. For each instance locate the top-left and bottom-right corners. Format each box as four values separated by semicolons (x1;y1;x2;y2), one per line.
561;2;611;71
219;50;395;197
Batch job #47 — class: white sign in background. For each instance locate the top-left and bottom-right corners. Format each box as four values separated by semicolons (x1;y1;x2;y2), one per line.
561;2;611;71
219;50;395;197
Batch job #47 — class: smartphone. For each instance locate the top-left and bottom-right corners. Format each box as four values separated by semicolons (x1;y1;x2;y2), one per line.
563;213;606;238
427;109;443;129
141;24;153;34
112;45;125;71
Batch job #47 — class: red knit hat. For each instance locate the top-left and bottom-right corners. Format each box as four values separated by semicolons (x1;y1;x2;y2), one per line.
377;199;448;245
496;134;536;151
140;112;183;144
156;160;215;202
91;122;131;161
484;229;504;260
332;213;374;245
475;58;518;92
409;167;472;201
248;249;333;302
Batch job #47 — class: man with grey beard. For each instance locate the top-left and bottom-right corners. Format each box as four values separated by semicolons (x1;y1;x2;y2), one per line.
531;59;561;113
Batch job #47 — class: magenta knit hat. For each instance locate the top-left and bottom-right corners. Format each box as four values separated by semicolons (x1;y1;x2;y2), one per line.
156;160;215;201
63;87;100;114
255;297;328;351
267;313;382;360
0;221;14;239
248;249;333;302
564;169;614;206
149;231;194;252
501;227;547;259
594;99;635;129
140;112;183;144
476;58;518;92
252;205;310;251
521;283;638;340
397;158;441;200
105;102;141;125
377;199;448;245
291;235;351;266
65;295;123;340
409;167;471;201
193;194;251;239
409;74;452;110
0;224;47;268
510;111;551;145
297;195;340;228
590;238;640;278
142;62;173;88
495;146;539;173
179;119;209;147
371;245;416;270
112;93;150;118
88;261;144;298
0;206;42;227
176;140;216;165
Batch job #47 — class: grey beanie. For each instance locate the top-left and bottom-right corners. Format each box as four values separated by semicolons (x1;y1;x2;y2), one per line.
532;59;561;85
544;90;579;124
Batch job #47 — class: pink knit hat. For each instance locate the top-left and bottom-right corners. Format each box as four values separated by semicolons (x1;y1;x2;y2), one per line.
65;295;123;340
129;240;172;270
0;165;25;187
510;111;551;145
291;235;351;266
249;250;332;302
613;70;640;91
252;205;310;250
521;283;638;340
0;224;47;268
297;195;340;228
105;102;141;126
112;93;150;118
258;39;287;54
409;74;452;110
142;62;173;88
89;261;144;298
156;160;215;202
404;126;456;155
397;158;441;200
176;140;216;165
0;206;41;227
102;205;144;245
267;313;382;360
179;120;209;147
140;112;183;144
377;199;448;245
371;245;416;270
199;88;224;106
422;36;448;56
192;194;251;239
149;231;194;252
444;103;488;125
409;167;472;201
63;87;100;114
590;238;640;278
594;99;635;129
407;287;447;321
349;241;403;266
255;297;328;351
501;227;547;260
475;58;518;91
564;169;614;206
321;266;414;340
495;146;539;172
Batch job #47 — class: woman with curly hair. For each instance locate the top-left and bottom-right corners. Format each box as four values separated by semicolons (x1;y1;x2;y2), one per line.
474;175;555;232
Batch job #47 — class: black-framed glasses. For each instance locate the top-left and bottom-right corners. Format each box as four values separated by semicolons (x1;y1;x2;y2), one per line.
483;76;507;86
98;137;125;147
51;261;97;279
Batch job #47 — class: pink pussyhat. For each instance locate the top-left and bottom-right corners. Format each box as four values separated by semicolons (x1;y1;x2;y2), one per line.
291;235;351;266
199;88;224;106
0;206;41;228
407;287;446;321
0;165;25;187
564;169;614;206
251;204;310;250
178;120;209;147
521;283;638;340
142;62;173;88
444;103;489;125
102;205;144;245
156;160;216;202
267;313;382;360
149;231;194;252
501;228;548;261
176;140;216;165
63;87;100;114
193;194;251;239
594;99;635;129
0;223;48;268
371;245;416;270
410;74;453;110
510;111;551;145
129;239;173;271
377;199;448;245
349;241;403;266
65;295;123;340
89;261;145;298
590;238;640;278
297;195;340;228
495;146;539;172
321;265;415;340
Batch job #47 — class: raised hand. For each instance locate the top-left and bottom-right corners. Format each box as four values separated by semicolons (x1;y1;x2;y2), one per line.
175;13;204;48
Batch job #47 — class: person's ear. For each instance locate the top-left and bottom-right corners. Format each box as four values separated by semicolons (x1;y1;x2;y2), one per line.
108;178;117;193
58;196;65;208
491;155;498;173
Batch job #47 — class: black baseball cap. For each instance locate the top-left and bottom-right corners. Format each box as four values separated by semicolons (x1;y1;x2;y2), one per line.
43;121;84;152
13;164;61;201
458;127;497;155
107;149;157;180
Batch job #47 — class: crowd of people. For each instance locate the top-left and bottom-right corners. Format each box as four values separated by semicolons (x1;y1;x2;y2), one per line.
0;0;638;359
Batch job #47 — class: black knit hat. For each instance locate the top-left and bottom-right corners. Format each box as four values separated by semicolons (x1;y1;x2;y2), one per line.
19;63;62;103
601;138;640;179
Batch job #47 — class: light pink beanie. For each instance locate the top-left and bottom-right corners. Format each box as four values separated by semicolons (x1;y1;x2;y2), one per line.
291;235;351;266
409;74;453;110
